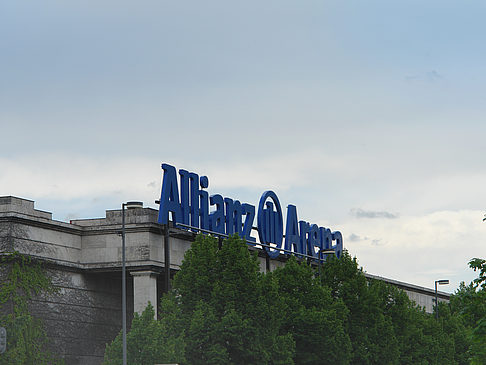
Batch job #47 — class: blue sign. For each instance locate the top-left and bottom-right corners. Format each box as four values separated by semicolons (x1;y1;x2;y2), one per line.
158;163;343;261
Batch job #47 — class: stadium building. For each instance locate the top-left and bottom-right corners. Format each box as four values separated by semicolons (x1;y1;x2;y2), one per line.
0;171;450;364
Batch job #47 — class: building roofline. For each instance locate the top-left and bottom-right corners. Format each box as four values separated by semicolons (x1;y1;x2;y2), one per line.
365;272;451;299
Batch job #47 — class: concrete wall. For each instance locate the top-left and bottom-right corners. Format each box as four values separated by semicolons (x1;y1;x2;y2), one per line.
0;197;145;365
0;261;125;365
404;288;448;313
365;273;450;314
32;269;132;365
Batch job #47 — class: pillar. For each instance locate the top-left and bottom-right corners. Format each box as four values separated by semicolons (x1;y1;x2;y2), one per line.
131;270;158;318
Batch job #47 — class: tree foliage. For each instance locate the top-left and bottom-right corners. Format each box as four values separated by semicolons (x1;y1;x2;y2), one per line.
172;234;294;365
450;258;486;364
469;258;486;291
103;302;185;365
319;252;401;364
0;252;63;365
270;256;351;364
104;235;473;365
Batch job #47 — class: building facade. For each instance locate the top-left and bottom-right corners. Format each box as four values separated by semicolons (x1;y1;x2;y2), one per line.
0;196;450;365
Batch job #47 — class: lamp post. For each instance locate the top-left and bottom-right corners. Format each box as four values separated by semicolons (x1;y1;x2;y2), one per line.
434;279;449;319
121;201;143;365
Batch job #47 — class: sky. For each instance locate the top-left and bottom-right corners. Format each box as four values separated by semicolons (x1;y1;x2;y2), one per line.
1;1;486;292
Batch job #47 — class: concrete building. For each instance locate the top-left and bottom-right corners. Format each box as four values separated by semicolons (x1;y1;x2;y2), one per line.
0;196;450;365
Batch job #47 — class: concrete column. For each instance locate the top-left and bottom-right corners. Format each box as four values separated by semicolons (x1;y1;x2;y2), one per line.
131;271;158;318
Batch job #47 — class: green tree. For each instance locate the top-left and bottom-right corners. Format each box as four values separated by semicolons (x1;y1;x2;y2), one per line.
318;251;469;364
103;302;185;365
451;258;486;364
319;251;400;364
104;238;473;364
0;252;63;365
451;282;485;329
367;279;462;364
470;317;486;364
172;234;294;365
438;303;470;365
470;258;486;290
270;256;351;365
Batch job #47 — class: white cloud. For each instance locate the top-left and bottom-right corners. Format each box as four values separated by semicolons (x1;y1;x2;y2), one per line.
0;154;162;203
341;210;486;292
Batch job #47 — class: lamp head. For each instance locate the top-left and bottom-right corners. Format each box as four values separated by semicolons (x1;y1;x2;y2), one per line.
124;201;143;209
436;279;449;285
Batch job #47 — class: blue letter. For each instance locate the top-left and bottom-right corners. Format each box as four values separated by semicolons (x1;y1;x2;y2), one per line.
158;164;182;225
299;221;309;257
257;191;283;259
189;172;199;228
332;231;343;259
318;227;333;261
307;224;319;259
284;205;301;255
224;198;242;236
179;169;191;225
179;169;199;229
199;176;210;230
209;194;225;234
241;203;256;243
319;227;332;251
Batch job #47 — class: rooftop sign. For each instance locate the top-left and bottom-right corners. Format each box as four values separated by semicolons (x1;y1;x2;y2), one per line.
158;163;343;261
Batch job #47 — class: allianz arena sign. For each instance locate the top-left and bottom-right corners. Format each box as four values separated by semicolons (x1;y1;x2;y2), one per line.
158;163;343;261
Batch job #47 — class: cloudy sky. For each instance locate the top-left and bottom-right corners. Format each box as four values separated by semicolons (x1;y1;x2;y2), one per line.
2;1;485;292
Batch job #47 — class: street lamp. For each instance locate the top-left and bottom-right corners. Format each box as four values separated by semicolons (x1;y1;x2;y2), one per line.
122;201;143;365
434;279;449;319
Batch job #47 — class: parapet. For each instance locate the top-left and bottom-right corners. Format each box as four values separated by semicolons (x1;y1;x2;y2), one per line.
70;207;159;226
0;196;52;220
